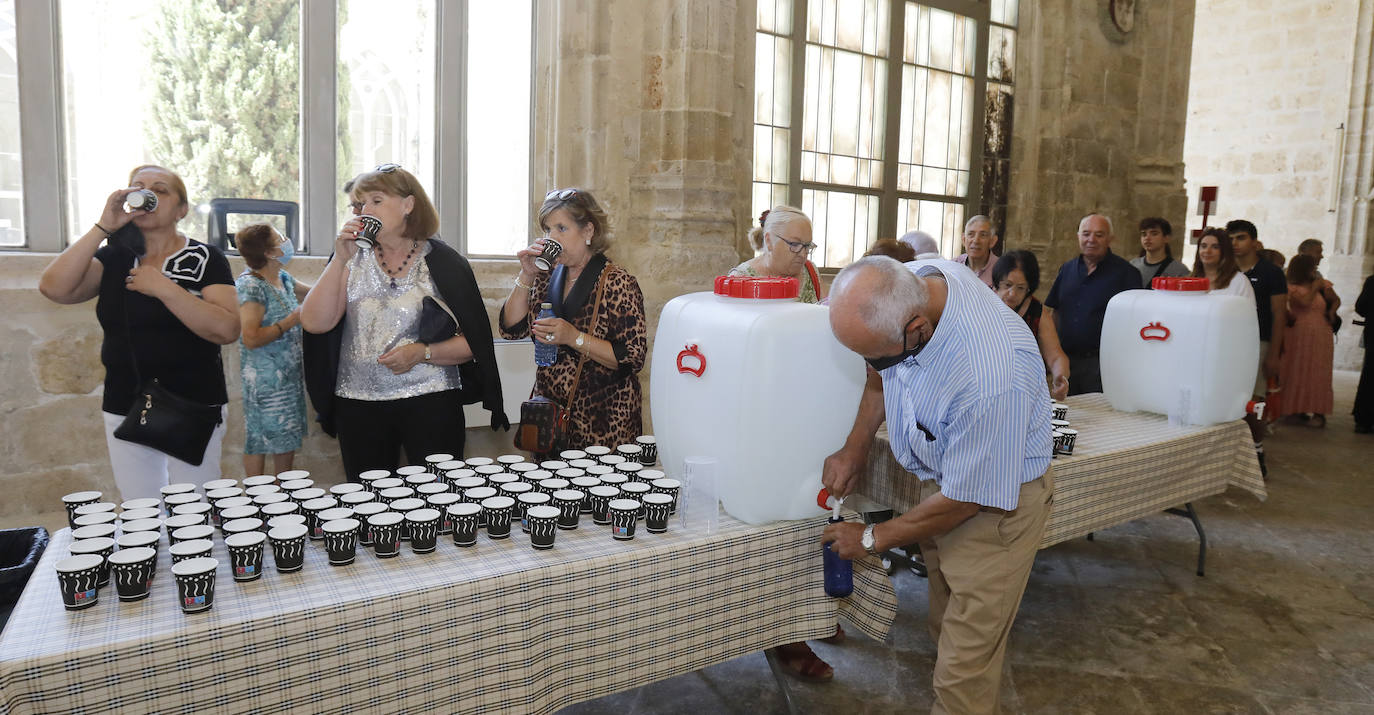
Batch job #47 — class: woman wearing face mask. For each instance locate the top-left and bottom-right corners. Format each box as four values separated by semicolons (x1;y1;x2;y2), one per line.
992;250;1071;400
234;224;312;477
730;206;825;303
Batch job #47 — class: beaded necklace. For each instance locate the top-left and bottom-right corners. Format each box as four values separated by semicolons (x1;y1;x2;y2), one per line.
377;240;419;289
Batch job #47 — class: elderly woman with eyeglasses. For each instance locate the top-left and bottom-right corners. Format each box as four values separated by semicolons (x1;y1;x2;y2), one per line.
992;250;1070;400
500;188;648;453
730;206;825;303
300;164;507;480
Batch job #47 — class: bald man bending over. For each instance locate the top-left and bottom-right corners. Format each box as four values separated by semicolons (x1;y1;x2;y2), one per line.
821;256;1053;715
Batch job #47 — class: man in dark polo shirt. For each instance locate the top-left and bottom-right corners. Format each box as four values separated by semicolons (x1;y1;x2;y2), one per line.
1044;213;1142;395
1229;219;1286;476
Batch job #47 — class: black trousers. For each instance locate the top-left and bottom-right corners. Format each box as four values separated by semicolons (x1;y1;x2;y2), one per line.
335;389;466;482
1355;335;1374;428
1067;353;1103;395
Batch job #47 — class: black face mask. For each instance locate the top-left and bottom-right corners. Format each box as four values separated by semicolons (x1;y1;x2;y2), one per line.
865;315;926;371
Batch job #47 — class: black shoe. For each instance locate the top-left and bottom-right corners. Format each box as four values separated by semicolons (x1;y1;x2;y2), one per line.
1257;451;1268;479
1356;423;1373;434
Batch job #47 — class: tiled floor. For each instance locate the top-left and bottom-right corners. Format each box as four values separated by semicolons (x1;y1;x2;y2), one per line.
558;371;1374;714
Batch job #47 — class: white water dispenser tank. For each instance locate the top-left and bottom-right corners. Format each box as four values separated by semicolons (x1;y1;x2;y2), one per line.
1100;277;1258;426
650;276;866;524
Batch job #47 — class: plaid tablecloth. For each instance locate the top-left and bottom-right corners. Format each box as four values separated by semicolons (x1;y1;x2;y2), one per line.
0;510;896;715
859;393;1267;548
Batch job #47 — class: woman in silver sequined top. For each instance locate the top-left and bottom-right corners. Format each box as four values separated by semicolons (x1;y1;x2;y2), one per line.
300;165;507;480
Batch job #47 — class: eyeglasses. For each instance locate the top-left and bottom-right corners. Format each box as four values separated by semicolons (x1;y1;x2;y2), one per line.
774;235;817;255
544;188;579;201
374;163;402;173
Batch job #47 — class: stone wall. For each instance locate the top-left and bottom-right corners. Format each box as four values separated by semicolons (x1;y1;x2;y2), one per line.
1006;0;1197;274
1185;0;1374;369
0;253;527;526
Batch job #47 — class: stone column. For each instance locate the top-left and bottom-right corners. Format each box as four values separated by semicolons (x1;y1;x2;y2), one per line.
532;0;754;421
1331;0;1374;369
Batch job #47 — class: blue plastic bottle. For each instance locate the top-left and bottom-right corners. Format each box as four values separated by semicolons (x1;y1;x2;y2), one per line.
823;516;854;598
534;302;558;367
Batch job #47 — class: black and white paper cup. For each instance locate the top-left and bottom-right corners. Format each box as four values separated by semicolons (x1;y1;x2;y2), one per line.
71;524;117;542
404;473;439;489
463;457;494;468
588;486;621;525
396;465;429;477
119;508;162;523
608;499;641;540
163;492;203;517
169;538;214;565
356;214;383;246
635;435;657;465
497;454;526;466
526;506;560;549
1058;428;1078;455
551;490;584;530
301;497;339;539
614;462;644;478
650;478;681;514
583;445;611;457
570;477;601;512
620;482;651;517
406;509;441;553
643;493;673;533
558;449;587;462
268;523;308;573
389;498;426;541
267;514;308;533
379;486;416;506
170;524;215;547
55;554;104;610
279;479;314;494
1051;403;1069;422
116;530;160;556
164;513;209;536
450;474;484;494
598;454;626;467
107;546;157;602
74;502;117;519
537;478;571;496
276;469;310;482
533;237;563;271
517;492;551;533
261;501;301;522
242;474;277;489
120;518;163;538
173;501;215;521
202;478;239;493
222;518;264;538
427;493;462;534
448;502;482;546
121;497;161;512
225;531;267;581
323;518;361;565
171;557;218;613
73;512;117;529
69;537;115;587
424;453;455;469
538;460;569;472
329;483;365;498
358;470;390;487
554;468;585;482
244;485;282;500
480;496;515;539
62;491;104;529
463;487;498;526
368;512;404;558
350;502;389;546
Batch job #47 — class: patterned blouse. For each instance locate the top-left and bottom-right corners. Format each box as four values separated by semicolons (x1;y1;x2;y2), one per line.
500;256;647;452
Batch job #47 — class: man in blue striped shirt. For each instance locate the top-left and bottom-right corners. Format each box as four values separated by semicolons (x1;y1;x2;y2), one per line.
822;255;1053;715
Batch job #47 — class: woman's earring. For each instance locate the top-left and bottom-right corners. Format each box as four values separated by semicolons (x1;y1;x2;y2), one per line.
585;239;591;246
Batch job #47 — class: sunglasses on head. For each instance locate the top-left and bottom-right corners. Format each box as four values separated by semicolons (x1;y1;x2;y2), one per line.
374;163;402;174
545;188;579;201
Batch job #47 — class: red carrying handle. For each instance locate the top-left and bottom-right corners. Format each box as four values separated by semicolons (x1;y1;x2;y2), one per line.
1139;322;1171;341
677;343;706;377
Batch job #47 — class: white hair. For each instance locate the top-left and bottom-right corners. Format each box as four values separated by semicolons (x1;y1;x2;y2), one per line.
831;256;930;342
749;205;811;252
964;215;997;234
899;230;940;258
1079;213;1114;234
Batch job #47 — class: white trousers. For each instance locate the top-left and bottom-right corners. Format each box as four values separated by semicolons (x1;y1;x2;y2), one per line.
101;409;228;502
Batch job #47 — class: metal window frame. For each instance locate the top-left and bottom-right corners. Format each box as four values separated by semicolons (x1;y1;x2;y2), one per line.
778;0;995;267
8;0;535;257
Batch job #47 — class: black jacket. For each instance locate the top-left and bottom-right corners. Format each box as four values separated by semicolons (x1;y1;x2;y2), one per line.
303;240;510;437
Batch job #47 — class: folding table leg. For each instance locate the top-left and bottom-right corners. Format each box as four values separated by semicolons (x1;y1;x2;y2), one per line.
763;648;802;715
1163;502;1207;576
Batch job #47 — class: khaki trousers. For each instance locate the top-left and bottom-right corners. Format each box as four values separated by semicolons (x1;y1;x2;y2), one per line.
919;468;1053;715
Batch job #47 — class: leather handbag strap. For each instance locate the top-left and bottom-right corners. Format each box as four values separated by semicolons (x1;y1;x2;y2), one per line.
564;267;609;413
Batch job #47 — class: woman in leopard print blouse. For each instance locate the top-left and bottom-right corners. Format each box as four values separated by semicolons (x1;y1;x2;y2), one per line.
499;188;646;452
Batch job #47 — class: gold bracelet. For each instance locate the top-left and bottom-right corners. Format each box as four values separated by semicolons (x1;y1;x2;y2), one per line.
513;276;534;291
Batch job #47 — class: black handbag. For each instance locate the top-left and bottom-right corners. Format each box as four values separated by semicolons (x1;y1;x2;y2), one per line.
112;254;224;466
419;295;459;345
114;379;223;465
513;269;607;454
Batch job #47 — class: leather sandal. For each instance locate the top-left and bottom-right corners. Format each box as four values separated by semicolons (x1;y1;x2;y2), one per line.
770;642;834;683
819;623;846;644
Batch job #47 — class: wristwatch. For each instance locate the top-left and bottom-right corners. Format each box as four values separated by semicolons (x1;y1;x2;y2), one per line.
861;524;878;556
423;344;432;362
574;333;586;351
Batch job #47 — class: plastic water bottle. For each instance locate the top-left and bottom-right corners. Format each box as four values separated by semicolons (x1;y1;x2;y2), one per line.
818;489;853;598
534;302;558;367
